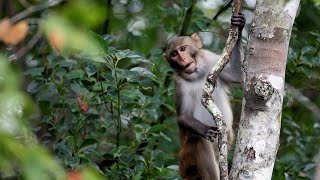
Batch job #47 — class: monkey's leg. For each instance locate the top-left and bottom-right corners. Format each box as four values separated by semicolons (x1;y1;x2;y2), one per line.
197;139;219;180
179;136;202;180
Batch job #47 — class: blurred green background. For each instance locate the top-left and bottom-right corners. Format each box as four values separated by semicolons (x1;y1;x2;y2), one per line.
0;0;319;179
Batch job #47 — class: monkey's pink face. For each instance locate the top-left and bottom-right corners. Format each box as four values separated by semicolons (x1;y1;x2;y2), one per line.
169;45;197;74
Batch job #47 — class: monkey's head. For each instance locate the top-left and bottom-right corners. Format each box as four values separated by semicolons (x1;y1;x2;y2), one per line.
165;33;203;76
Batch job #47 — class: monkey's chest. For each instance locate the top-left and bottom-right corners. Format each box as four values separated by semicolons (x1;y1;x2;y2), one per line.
194;101;215;126
182;81;217;126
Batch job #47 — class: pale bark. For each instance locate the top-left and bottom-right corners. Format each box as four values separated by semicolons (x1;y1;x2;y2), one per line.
230;0;300;179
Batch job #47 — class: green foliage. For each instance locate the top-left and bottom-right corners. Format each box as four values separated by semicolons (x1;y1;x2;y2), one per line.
0;56;65;180
24;25;178;178
57;0;107;29
0;0;319;179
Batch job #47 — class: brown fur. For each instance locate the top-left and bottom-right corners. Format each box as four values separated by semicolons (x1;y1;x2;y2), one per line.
179;130;219;180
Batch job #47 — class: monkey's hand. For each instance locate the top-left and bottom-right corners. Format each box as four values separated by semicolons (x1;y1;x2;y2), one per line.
231;12;246;32
205;126;219;142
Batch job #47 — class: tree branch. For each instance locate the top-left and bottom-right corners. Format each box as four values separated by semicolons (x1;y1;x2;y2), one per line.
285;83;320;119
201;0;243;179
212;0;233;20
10;0;64;24
10;27;42;61
179;0;194;36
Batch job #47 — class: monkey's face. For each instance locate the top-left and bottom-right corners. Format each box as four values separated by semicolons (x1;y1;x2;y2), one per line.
166;44;198;74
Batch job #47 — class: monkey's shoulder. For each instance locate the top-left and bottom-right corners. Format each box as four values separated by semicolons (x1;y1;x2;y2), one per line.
198;49;220;63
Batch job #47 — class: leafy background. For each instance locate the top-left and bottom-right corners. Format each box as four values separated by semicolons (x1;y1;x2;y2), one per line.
0;0;319;179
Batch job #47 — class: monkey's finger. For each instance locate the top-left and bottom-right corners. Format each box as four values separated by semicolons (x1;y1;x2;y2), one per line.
231;15;246;21
231;21;246;28
206;132;214;138
207;129;217;134
232;13;245;18
210;126;219;131
206;136;215;142
207;130;218;139
231;22;246;27
232;14;245;18
231;17;246;23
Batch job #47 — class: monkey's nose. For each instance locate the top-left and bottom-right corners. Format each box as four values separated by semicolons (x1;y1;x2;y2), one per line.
179;58;186;62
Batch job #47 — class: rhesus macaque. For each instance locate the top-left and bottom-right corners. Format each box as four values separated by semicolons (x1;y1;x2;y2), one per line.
165;13;245;180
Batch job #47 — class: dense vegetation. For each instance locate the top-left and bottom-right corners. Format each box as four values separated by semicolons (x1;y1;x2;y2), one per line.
0;0;319;179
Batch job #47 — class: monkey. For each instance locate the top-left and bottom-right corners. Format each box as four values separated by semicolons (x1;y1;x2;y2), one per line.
165;13;245;180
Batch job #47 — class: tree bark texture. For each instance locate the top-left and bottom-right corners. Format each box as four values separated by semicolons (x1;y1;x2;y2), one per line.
230;0;300;179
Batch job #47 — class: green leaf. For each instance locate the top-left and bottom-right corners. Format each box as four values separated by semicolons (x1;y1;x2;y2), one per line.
88;31;109;53
104;34;114;44
54;140;73;156
80;138;98;149
37;84;59;103
134;124;145;141
55;59;78;67
151;161;164;170
38;101;52;116
181;0;193;9
167;165;179;171
24;67;44;76
91;56;108;63
147;124;165;134
66;156;80;168
70;82;86;95
304;163;316;171
133;171;143;180
26;80;41;94
117;69;136;82
145;108;159;120
115;50;130;61
55;67;67;78
92;82;109;92
133;155;146;164
84;61;99;77
121;89;145;103
66;69;85;79
130;67;156;79
127;53;152;64
160;132;172;142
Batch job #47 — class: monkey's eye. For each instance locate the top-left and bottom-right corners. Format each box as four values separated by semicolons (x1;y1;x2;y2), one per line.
180;46;186;51
171;51;178;58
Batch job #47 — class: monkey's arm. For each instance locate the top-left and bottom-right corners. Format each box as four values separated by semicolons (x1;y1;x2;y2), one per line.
177;114;218;142
220;12;245;83
220;38;243;83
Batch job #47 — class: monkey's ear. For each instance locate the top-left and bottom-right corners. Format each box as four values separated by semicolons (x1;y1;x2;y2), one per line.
191;33;202;49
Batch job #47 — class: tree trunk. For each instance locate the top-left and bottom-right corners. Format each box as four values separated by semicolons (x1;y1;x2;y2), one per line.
230;0;300;179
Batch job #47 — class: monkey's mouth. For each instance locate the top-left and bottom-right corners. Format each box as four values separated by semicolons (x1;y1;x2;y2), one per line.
185;62;192;68
184;61;196;74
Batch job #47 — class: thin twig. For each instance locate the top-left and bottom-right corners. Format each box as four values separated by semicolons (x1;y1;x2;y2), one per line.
201;0;243;179
213;0;233;20
180;0;194;36
113;65;122;148
18;0;31;8
10;27;42;61
285;84;320;120
10;0;64;24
